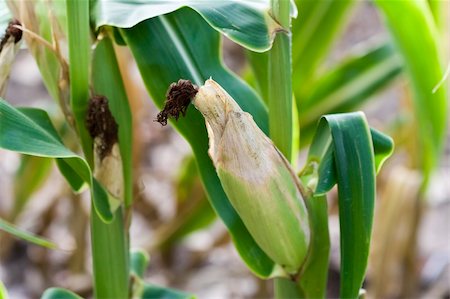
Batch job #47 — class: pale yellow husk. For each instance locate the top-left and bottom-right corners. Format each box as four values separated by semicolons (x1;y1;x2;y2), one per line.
193;79;310;274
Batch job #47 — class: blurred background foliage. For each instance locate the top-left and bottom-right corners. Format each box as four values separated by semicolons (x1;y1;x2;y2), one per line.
0;0;448;298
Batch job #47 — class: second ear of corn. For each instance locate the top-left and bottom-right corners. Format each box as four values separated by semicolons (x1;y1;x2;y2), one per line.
192;79;310;275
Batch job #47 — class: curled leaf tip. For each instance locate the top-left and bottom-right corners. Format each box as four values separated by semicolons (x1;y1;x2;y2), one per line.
156;79;198;126
86;95;118;160
0;19;22;53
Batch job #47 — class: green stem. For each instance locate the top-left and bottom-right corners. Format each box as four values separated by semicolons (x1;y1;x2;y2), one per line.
91;205;129;299
269;0;293;162
66;0;93;165
66;2;130;298
270;0;299;297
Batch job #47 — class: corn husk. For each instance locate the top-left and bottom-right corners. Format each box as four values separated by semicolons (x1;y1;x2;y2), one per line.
193;79;310;274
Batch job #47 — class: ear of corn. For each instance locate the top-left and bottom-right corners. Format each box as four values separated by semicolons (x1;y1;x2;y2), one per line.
193;79;310;274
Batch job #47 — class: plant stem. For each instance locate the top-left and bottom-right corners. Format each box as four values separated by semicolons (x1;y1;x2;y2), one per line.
66;2;130;298
270;0;301;297
66;0;92;165
91;205;129;299
269;0;293;162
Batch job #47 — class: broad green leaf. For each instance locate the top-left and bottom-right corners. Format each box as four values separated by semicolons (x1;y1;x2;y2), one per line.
92;0;280;52
12;155;53;219
292;0;355;98
92;36;133;207
0;218;57;249
375;0;447;184
141;284;195;299
307;112;393;299
130;249;150;278
119;7;275;277
299;42;403;130
0;99;113;222
66;0;92;165
41;288;83;299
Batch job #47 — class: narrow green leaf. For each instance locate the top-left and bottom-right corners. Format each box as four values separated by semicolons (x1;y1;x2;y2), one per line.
92;0;279;52
309;123;394;196
307;112;393;299
292;0;355;98
130;249;150;279
299;42;403;130
375;0;447;183
66;0;92;164
0;99;113;222
92;35;133;207
55;159;86;192
119;8;275;277
91;206;129;299
0;218;57;249
41;288;83;299
12;155;53;219
141;284;195;299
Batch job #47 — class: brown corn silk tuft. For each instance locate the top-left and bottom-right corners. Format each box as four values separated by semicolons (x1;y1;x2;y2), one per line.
0;19;22;53
156;79;198;126
86;95;119;160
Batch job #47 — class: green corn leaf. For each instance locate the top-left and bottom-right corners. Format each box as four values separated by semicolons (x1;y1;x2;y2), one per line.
307;112;393;299
299;42;403;131
92;36;133;207
92;0;280;52
140;284;195;299
12;155;53;219
41;288;83;299
292;0;355;98
0;98;114;222
0;218;58;249
130;249;150;279
119;7;275;278
375;0;447;184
